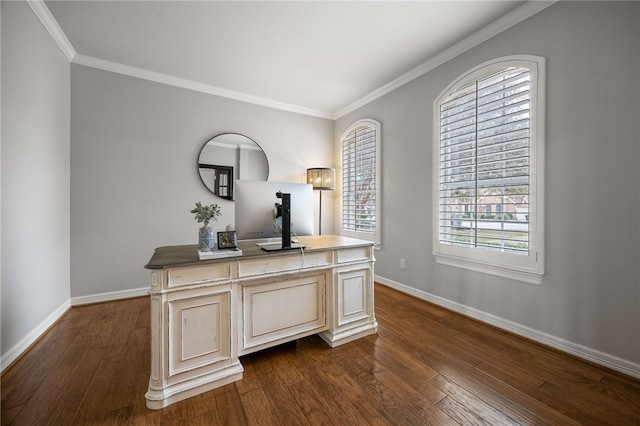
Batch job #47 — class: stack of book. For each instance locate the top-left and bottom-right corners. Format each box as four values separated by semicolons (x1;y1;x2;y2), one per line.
198;248;243;260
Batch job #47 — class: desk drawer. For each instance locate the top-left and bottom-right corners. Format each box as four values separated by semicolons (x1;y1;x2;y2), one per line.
337;247;370;264
168;263;230;287
238;252;331;277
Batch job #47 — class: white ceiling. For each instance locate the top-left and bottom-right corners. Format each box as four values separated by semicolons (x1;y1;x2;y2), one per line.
43;0;542;118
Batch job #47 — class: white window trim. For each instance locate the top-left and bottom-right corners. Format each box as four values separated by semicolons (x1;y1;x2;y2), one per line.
432;55;545;285
340;119;381;245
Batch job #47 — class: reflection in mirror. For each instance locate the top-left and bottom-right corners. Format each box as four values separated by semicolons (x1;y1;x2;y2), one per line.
198;133;269;200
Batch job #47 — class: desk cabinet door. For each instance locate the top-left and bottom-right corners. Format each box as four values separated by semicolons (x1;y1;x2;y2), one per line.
242;273;327;352
169;292;231;377
336;266;373;327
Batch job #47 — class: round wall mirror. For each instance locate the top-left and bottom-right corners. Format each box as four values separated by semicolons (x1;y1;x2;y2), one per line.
197;133;269;200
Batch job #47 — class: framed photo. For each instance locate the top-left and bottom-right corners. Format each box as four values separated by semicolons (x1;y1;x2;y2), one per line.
217;231;237;249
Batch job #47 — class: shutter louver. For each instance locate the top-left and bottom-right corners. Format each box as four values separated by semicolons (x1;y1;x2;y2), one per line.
343;126;377;234
439;67;530;254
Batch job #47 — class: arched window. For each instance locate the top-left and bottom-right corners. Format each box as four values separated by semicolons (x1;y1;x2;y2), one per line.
341;119;381;244
433;56;545;284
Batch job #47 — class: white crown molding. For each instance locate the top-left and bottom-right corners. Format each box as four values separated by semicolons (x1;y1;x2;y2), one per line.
71;54;334;120
375;275;640;380
26;0;331;119
333;0;557;119
26;0;555;120
27;0;76;62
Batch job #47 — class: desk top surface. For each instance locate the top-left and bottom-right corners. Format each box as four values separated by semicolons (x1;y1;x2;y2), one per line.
145;234;374;269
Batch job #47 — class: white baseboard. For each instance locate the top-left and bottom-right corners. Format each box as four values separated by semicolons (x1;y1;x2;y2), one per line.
1;287;149;374
1;299;71;373
70;287;149;306
5;280;637;380
375;275;640;379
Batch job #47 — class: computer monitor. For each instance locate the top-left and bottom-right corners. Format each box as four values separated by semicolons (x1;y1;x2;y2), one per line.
234;180;314;242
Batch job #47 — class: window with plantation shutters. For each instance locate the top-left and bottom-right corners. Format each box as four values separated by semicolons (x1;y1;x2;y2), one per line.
433;56;545;284
341;120;381;243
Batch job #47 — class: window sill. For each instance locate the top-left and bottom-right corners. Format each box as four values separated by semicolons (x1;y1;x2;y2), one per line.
434;253;543;285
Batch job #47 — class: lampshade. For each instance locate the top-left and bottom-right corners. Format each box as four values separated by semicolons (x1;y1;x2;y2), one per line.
307;168;335;191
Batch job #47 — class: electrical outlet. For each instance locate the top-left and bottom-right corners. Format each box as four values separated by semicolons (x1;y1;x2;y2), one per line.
400;259;406;270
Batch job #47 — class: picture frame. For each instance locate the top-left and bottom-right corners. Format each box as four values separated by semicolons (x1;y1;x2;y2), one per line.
217;230;237;249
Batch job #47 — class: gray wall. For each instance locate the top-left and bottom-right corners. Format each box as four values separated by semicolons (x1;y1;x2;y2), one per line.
1;1;71;357
336;1;640;366
70;65;334;298
3;0;638;374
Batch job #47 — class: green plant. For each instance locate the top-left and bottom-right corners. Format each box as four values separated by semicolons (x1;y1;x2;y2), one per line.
190;202;221;224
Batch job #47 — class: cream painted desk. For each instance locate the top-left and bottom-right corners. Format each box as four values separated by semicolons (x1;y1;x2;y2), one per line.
144;235;377;409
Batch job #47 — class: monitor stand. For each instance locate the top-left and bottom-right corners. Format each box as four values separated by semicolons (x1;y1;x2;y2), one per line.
259;241;305;251
268;191;300;251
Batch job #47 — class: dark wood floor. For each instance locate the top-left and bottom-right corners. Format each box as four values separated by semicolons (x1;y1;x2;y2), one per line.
2;283;639;425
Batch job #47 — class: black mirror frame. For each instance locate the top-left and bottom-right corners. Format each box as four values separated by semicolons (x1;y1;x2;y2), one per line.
197;133;269;200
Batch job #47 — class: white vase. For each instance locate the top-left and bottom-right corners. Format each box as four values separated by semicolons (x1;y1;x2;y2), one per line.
198;222;215;251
